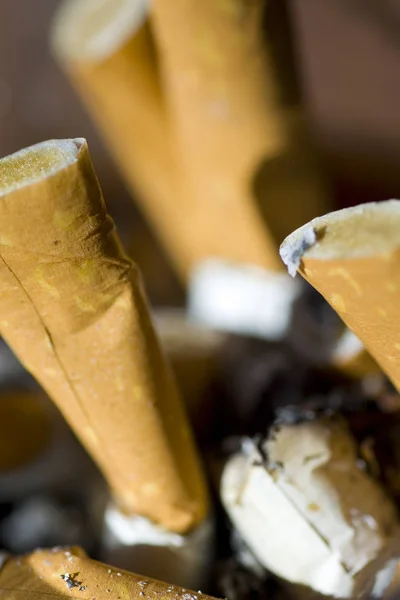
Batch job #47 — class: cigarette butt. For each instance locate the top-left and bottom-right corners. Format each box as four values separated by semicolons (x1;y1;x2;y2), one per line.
221;420;400;598
0;138;208;533
150;0;331;337
0;546;222;600
280;200;400;392
150;0;285;273
50;0;194;281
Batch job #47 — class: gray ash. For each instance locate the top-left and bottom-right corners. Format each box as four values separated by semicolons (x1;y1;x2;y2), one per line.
60;572;85;591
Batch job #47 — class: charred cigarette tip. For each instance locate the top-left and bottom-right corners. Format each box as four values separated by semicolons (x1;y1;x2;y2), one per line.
51;0;149;63
280;200;400;271
0;138;84;197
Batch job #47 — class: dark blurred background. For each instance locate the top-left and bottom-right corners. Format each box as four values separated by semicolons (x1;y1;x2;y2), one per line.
1;0;400;302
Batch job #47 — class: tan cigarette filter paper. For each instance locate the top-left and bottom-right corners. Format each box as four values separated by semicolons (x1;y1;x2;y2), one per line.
51;0;195;281
280;200;400;391
0;138;208;533
0;547;221;600
151;0;285;273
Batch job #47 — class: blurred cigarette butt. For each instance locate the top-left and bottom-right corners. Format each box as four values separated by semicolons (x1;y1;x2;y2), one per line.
280;200;400;392
51;0;194;281
0;391;52;472
0;546;222;600
0;138;208;533
330;329;381;379
154;308;226;416
150;0;284;273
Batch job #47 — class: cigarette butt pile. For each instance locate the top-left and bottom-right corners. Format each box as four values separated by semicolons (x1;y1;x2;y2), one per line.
0;138;207;534
0;546;220;600
3;3;400;600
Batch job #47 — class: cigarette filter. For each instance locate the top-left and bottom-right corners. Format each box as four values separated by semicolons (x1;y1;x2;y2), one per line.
0;138;208;533
221;420;400;598
0;546;221;600
280;200;400;392
51;0;195;281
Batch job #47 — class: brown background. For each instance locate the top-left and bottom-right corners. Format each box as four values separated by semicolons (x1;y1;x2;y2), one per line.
1;0;400;300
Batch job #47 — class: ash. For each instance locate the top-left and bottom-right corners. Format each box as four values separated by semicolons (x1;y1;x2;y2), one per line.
60;572;85;591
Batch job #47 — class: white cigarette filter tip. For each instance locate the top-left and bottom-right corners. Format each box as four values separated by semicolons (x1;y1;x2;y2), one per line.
221;420;400;598
188;260;301;340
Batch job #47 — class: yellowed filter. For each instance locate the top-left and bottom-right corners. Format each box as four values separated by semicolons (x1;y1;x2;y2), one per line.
51;0;195;281
280;200;400;391
0;547;222;600
0;138;208;533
